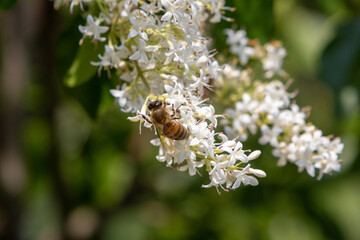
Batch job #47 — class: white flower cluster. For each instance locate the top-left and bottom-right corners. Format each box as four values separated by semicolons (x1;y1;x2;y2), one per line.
75;0;229;113
54;0;266;192
56;0;343;191
221;30;343;179
225;29;287;78
224;29;256;65
129;84;265;193
262;42;287;78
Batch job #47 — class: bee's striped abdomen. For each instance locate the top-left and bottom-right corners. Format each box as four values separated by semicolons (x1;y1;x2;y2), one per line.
163;121;190;140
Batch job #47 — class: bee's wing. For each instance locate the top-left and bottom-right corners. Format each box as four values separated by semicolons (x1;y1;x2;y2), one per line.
155;126;175;154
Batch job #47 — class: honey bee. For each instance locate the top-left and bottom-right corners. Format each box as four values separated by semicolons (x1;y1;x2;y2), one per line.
147;99;190;141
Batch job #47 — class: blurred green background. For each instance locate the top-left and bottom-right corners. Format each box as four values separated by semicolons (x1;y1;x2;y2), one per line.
1;0;360;239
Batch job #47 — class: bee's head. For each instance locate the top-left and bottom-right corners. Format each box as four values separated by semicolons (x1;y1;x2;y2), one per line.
148;100;165;111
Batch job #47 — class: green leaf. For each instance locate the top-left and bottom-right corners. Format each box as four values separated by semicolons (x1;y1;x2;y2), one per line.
0;0;18;11
319;18;360;90
64;39;105;87
65;74;104;119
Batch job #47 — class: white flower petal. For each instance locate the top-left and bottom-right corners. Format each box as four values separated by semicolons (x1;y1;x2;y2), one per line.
248;150;261;160
129;50;140;60
127;29;138;38
161;12;173;21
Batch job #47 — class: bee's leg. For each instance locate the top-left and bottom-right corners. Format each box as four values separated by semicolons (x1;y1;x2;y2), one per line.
139;113;152;124
171;104;181;120
171;105;176;118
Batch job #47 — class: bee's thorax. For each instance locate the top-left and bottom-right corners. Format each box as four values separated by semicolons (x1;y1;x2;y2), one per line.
150;108;170;125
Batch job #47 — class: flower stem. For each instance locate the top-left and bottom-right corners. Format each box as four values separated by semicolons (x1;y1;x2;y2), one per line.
134;61;152;93
95;0;111;19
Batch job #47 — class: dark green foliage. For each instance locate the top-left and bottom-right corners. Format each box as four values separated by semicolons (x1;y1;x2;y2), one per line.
64;39;105;87
320;18;360;90
0;0;18;11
